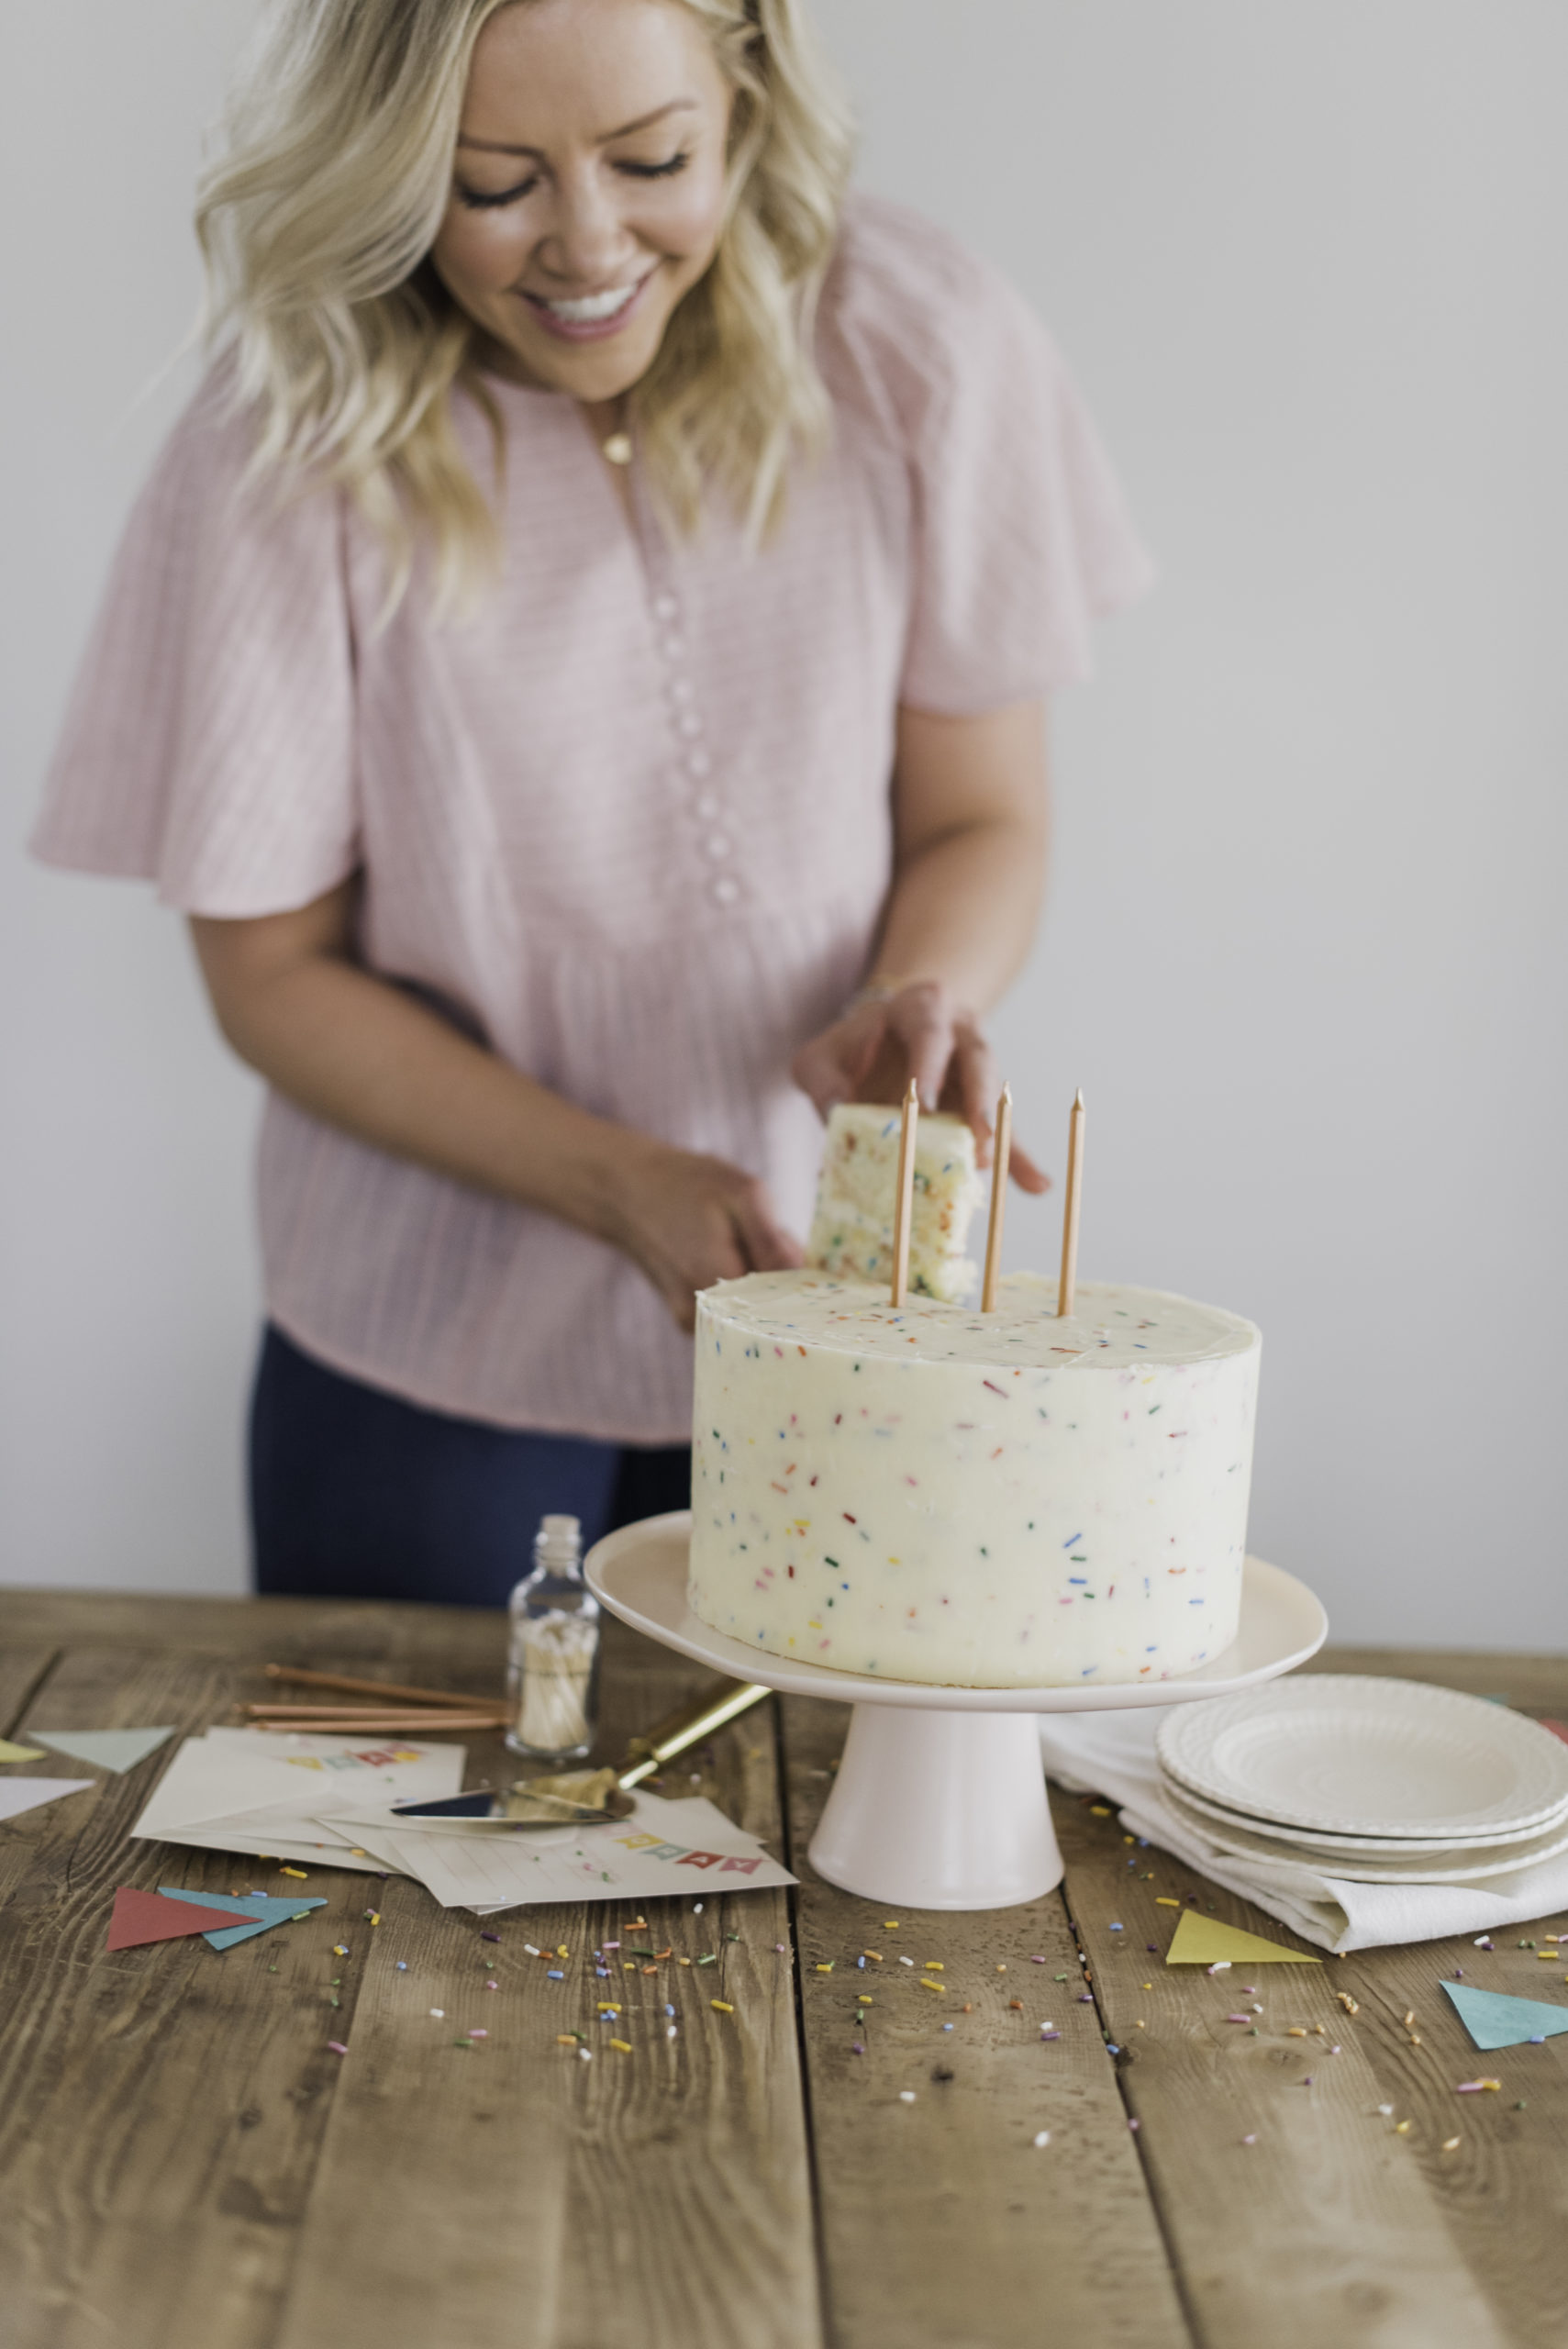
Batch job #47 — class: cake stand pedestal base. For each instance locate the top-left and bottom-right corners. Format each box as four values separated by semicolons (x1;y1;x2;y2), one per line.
809;1707;1061;1909
586;1513;1329;1914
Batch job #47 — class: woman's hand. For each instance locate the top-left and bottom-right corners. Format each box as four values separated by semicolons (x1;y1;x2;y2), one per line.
603;1138;805;1332
190;885;801;1332
791;979;1048;1191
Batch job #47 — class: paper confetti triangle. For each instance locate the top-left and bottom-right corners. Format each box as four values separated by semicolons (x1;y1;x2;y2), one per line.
1440;1979;1568;2051
0;1740;46;1764
0;1776;95;1824
1164;1911;1323;1967
158;1887;328;1951
106;1887;243;1951
32;1726;176;1773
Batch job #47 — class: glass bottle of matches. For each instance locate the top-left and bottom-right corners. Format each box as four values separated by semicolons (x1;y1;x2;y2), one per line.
506;1514;601;1760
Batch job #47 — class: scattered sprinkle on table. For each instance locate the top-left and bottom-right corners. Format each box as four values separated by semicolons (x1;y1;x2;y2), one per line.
899;2090;916;2102
1033;2130;1051;2148
327;2041;348;2055
711;1999;734;2013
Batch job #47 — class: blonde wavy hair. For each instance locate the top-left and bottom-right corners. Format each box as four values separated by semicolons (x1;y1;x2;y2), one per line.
196;0;854;613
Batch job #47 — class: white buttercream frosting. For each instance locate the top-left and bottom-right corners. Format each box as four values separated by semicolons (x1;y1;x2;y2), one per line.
688;1273;1261;1689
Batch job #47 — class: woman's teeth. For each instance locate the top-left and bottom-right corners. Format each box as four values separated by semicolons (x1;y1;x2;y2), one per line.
539;284;640;324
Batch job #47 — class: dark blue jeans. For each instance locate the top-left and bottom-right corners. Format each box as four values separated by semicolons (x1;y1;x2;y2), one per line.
249;1324;691;1608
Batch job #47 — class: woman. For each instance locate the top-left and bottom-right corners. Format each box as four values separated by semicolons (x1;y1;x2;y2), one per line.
34;0;1150;1603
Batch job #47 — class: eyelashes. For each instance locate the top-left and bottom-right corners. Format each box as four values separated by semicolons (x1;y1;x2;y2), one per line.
457;152;693;210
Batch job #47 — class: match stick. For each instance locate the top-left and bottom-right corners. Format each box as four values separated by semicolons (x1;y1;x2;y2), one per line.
251;1714;506;1734
980;1083;1013;1312
245;1702;508;1724
1057;1089;1084;1318
889;1078;919;1308
263;1664;490;1710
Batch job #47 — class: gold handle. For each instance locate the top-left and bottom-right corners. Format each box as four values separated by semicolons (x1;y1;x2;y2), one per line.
616;1678;772;1787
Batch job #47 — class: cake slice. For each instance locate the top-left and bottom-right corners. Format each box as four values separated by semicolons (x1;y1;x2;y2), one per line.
805;1104;981;1303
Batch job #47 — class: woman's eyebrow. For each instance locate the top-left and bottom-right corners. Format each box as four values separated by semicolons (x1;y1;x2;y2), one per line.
457;97;700;157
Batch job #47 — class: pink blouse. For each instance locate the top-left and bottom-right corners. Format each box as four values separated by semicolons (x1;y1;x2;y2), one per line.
33;195;1151;1442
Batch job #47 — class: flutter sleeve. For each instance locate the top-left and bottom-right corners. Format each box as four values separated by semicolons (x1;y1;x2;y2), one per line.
828;197;1154;713
31;370;359;917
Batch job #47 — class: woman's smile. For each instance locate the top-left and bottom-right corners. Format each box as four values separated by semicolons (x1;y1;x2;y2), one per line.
519;267;659;340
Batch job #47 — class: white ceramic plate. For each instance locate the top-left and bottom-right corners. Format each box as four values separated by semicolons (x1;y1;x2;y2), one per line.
1156;1777;1568;1883
1155;1675;1568;1838
585;1514;1327;1714
1158;1771;1568;1856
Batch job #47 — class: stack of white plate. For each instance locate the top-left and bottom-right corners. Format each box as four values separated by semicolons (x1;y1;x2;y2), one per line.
1153;1676;1568;1882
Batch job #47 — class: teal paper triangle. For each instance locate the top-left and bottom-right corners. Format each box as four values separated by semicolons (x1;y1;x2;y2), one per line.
1440;1978;1568;2051
158;1887;327;1952
33;1727;176;1773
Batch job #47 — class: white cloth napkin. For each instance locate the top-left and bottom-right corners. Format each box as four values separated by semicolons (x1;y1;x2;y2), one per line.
1039;1707;1568;1954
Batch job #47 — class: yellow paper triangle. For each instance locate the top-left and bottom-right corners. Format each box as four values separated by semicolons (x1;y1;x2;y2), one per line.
0;1740;45;1765
1164;1911;1321;1966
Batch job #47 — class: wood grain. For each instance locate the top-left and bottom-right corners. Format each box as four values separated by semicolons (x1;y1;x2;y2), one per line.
1055;1795;1511;2349
272;1614;820;2349
3;1594;1563;2349
0;1645;60;1737
0;1587;513;1670
0;1643;361;2349
778;1692;1192;2349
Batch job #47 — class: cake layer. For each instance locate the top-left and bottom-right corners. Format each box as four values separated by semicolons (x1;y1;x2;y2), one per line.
689;1273;1261;1689
806;1106;980;1304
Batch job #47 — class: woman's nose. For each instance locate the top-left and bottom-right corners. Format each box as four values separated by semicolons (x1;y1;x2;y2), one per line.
536;171;637;286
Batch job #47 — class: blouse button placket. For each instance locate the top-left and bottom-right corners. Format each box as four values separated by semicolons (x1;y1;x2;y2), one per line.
635;526;743;908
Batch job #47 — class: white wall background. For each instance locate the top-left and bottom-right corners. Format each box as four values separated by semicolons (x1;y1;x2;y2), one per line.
3;3;1564;1643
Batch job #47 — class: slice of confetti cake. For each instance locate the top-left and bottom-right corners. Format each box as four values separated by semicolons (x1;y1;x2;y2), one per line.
805;1104;982;1303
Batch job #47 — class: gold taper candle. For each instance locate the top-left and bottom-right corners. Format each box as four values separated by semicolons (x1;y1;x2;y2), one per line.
980;1083;1013;1311
1057;1089;1084;1318
889;1078;919;1308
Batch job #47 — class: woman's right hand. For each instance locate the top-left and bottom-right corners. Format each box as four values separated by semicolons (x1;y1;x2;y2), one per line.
602;1138;804;1332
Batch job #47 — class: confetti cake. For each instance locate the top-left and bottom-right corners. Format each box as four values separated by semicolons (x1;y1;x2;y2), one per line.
688;1273;1261;1689
805;1105;981;1305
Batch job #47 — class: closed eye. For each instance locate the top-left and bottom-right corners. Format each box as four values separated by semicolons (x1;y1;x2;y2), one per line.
456;152;690;210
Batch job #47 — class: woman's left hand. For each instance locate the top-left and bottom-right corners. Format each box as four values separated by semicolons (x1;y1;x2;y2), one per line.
791;979;1048;1190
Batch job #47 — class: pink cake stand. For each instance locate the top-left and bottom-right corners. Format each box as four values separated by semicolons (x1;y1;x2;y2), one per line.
586;1512;1329;1913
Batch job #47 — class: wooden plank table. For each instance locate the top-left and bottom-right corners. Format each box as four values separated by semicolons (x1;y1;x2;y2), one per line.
0;1590;1562;2349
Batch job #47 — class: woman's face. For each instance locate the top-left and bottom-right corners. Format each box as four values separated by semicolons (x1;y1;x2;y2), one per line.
432;0;735;404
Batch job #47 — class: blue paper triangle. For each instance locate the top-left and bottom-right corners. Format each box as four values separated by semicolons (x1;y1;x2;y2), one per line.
32;1727;175;1772
158;1886;327;1952
1440;1978;1568;2051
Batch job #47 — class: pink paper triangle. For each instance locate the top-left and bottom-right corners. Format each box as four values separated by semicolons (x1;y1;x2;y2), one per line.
106;1887;241;1951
